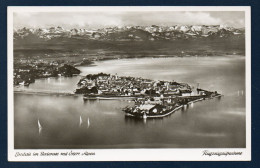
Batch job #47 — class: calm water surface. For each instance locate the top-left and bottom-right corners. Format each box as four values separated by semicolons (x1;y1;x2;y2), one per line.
14;56;246;148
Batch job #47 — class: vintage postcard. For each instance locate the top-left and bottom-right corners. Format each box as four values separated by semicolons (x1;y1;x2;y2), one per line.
8;6;251;161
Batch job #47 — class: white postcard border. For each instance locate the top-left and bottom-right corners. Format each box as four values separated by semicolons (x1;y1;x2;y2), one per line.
7;6;251;161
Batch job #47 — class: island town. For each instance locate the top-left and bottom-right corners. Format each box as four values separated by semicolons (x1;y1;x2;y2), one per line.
75;73;222;119
13;59;222;119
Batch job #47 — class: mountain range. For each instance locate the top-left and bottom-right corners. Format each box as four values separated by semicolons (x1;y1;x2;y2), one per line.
14;25;245;42
13;25;245;60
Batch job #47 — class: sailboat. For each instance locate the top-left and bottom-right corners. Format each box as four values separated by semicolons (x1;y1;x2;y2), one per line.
38;119;42;134
38;119;42;129
87;118;90;128
79;116;83;127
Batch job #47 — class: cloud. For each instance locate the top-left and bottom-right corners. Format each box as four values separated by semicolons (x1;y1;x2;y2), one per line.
13;11;245;29
180;12;222;25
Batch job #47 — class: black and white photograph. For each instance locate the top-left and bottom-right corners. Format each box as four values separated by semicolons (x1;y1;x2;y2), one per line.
8;6;251;161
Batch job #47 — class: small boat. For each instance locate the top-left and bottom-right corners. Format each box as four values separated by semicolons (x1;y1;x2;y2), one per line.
189;102;194;108
83;96;97;100
143;113;147;119
24;82;30;86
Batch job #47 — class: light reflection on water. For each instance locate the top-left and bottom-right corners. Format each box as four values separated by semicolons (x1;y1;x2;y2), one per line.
14;56;246;148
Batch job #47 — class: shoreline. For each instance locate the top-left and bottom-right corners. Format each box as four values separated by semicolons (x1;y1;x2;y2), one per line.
125;105;184;118
13;54;244;88
13;56;237;97
125;95;223;119
75;54;245;67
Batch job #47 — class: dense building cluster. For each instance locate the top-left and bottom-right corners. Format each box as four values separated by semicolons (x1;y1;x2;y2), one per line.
75;73;194;97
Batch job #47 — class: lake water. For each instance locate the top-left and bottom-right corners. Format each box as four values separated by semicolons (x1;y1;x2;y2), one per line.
14;56;246;148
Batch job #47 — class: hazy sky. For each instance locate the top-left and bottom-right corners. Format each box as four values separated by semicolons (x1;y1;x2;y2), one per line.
13;11;245;29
